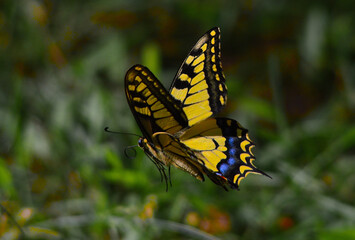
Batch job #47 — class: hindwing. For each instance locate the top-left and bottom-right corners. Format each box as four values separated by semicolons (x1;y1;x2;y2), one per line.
170;27;227;127
180;118;268;189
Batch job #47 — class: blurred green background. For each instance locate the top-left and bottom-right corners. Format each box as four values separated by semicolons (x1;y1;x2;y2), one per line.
1;0;354;239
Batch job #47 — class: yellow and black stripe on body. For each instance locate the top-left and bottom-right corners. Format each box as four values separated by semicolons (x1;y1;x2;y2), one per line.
170;27;227;127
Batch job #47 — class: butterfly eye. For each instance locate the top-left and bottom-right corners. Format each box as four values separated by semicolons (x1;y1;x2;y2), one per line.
138;138;144;147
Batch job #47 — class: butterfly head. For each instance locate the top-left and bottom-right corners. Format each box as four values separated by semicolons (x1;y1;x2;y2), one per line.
138;137;152;149
138;137;158;158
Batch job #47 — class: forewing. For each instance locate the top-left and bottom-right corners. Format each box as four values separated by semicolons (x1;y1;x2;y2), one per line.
125;65;188;142
170;27;227;127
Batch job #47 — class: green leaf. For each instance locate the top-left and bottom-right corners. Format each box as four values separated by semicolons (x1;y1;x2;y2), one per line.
142;42;161;78
0;158;14;195
318;228;355;240
105;149;122;169
240;97;275;121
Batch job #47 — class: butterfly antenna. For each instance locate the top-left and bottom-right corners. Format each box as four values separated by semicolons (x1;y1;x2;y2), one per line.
104;127;141;138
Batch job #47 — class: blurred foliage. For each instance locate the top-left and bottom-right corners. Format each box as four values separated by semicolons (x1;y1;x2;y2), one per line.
0;0;354;239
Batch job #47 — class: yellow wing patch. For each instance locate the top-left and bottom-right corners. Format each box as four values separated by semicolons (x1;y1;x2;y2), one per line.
170;27;227;127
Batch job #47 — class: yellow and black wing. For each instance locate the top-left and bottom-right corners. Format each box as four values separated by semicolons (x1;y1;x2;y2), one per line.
125;65;208;184
170;27;227;127
125;65;188;142
180;118;269;189
125;28;269;190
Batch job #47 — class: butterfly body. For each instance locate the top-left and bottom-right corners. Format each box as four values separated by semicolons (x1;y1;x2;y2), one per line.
125;27;269;190
138;134;205;182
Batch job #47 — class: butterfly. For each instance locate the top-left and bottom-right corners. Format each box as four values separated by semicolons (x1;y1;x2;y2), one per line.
125;27;269;190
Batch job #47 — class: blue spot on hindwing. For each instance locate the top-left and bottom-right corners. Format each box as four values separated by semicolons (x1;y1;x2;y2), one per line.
228;138;235;145
227;157;236;165
219;163;229;174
